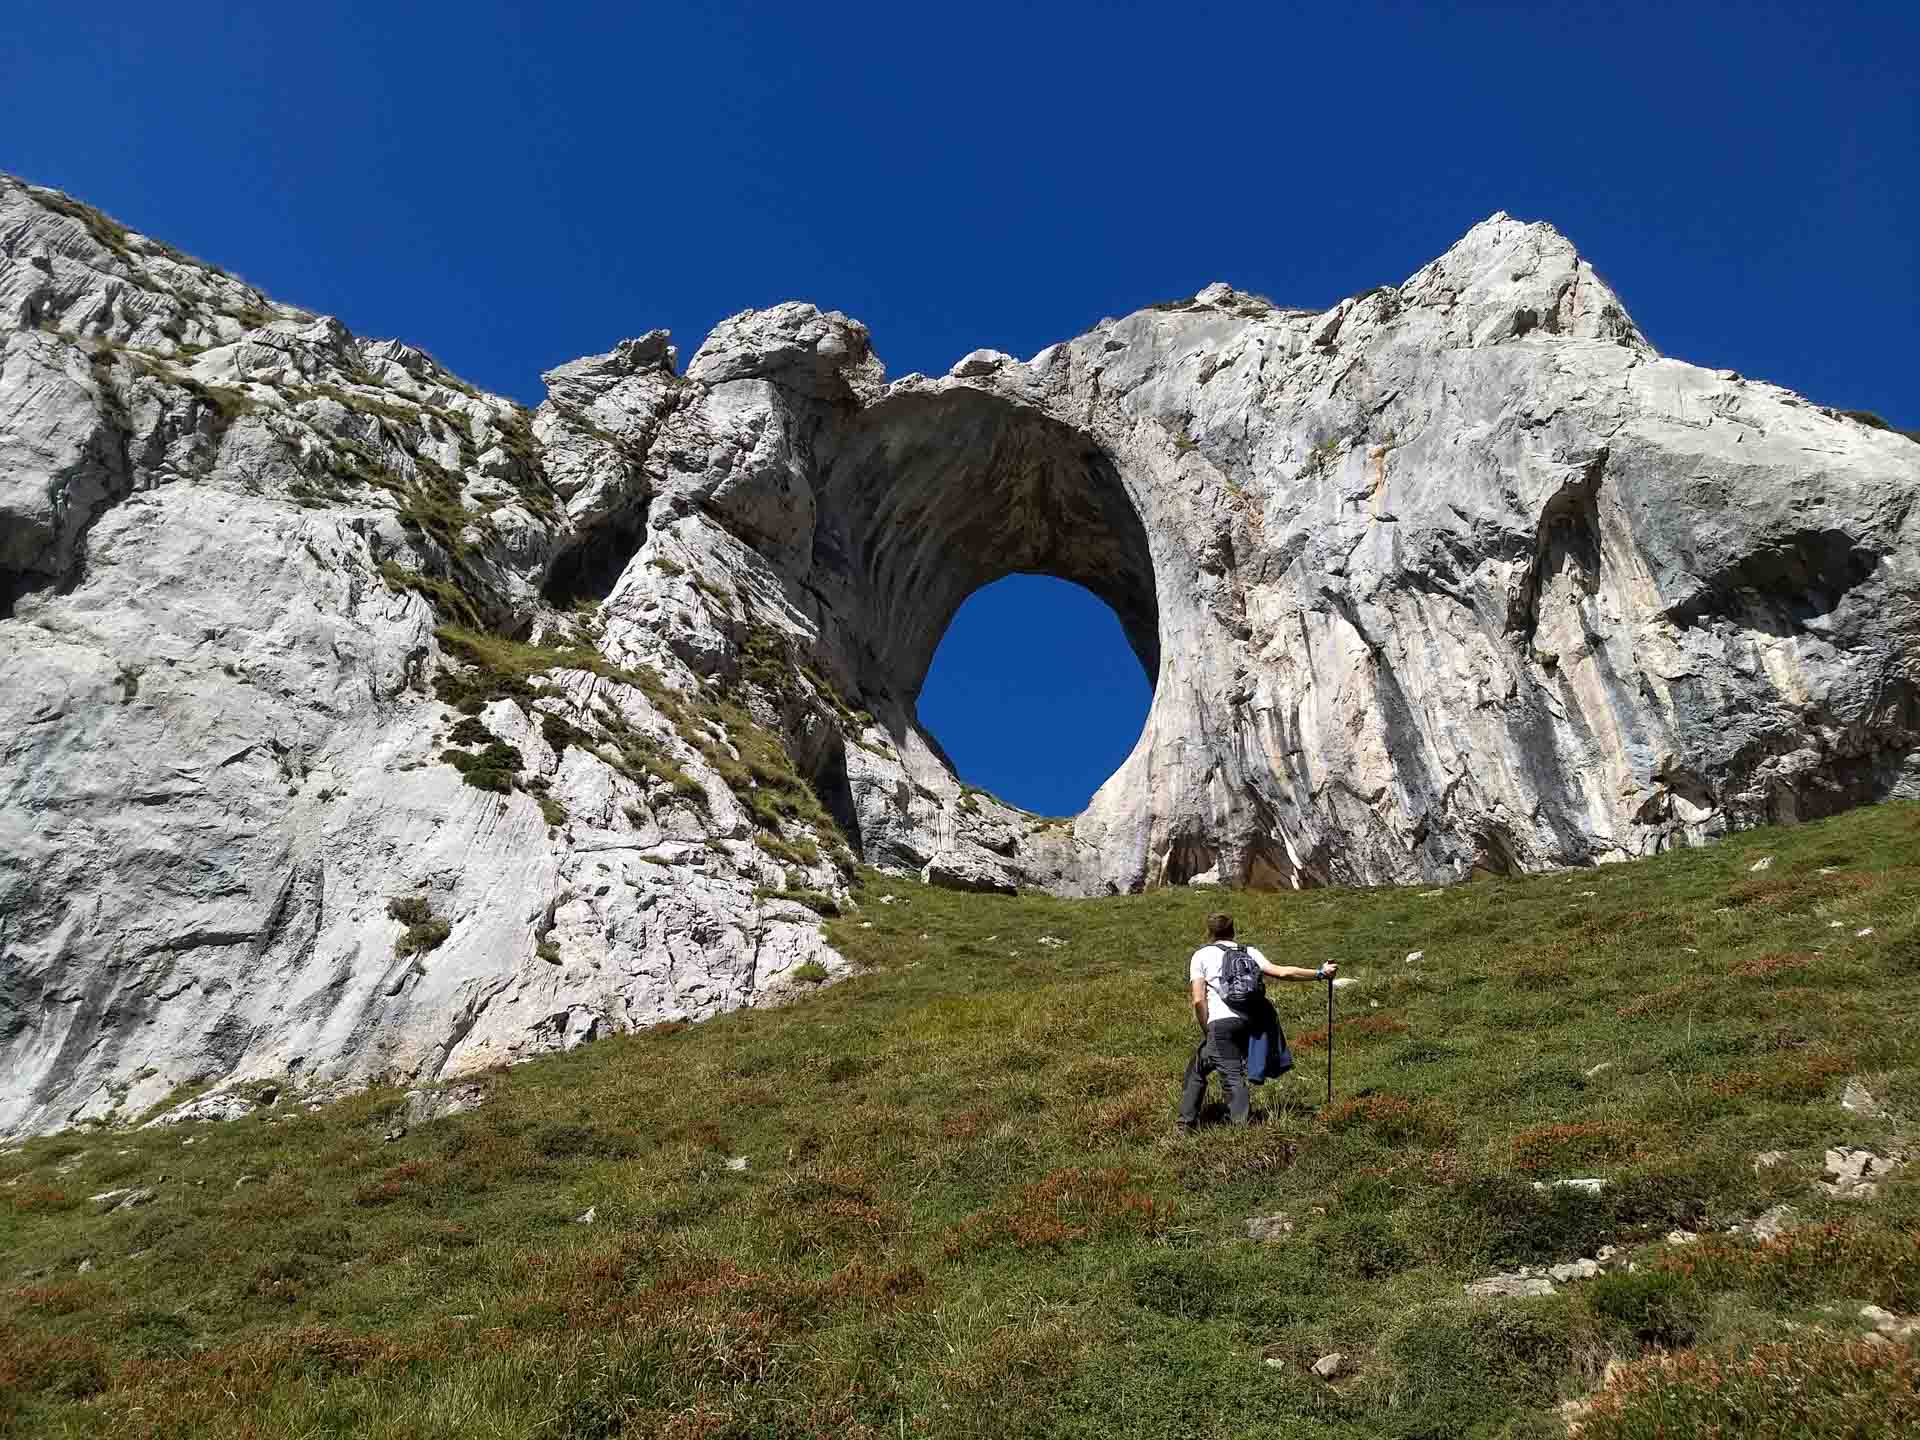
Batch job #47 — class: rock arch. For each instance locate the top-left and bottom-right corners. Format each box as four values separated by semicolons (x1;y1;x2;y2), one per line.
814;389;1161;705
671;327;1307;898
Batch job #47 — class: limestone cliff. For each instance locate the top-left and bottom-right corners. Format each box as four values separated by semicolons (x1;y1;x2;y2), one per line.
2;175;1915;1136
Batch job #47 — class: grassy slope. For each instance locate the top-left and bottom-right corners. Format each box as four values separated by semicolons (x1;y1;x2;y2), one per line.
5;804;1920;1438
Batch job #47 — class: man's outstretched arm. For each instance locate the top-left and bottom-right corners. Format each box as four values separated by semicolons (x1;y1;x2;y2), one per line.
1259;960;1337;982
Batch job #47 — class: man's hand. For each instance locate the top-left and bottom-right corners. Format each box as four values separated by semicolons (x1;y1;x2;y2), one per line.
1322;962;1338;981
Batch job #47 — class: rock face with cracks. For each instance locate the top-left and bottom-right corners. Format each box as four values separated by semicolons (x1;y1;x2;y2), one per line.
3;173;1917;1136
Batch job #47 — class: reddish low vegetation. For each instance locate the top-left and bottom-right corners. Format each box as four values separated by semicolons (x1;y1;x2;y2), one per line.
1729;949;1819;979
1617;978;1712;1018
1507;1119;1647;1174
1323;1093;1455;1146
1708;1051;1856;1101
1580;1336;1920;1439
1291;1014;1410;1050
941;1166;1167;1257
1656;1221;1920;1310
1722;870;1875;912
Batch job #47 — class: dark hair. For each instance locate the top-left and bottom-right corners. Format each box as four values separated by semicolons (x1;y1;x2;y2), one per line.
1205;912;1234;941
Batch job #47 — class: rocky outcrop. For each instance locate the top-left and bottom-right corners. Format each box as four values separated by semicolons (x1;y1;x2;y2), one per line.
3;175;1916;1136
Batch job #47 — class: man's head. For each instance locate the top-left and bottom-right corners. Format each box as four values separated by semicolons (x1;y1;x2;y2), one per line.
1206;912;1235;942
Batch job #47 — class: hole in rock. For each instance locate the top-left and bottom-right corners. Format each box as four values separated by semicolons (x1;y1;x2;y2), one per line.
542;504;649;608
919;575;1152;817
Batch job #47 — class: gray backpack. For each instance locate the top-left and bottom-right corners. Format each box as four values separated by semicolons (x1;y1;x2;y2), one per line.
1216;943;1264;1008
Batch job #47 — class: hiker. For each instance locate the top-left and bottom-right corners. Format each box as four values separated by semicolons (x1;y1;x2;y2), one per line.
1177;912;1334;1131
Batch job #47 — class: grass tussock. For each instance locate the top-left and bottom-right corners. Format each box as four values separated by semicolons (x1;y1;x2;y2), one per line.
1581;1337;1920;1438
4;802;1920;1435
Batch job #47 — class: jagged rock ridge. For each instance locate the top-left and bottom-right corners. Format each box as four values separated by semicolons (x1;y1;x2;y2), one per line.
2;175;1915;1136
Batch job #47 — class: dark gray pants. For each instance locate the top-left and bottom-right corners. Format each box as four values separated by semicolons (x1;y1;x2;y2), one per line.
1178;1017;1250;1128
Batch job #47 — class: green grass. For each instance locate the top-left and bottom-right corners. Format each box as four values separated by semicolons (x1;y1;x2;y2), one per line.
754;832;822;868
754;887;842;918
384;897;451;958
1838;409;1920;445
5;803;1920;1436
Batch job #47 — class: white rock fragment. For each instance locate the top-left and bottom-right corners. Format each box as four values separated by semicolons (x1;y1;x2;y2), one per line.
89;1186;156;1213
1405;950;1424;964
1857;928;1876;938
1861;1305;1920;1339
1733;1204;1800;1240
724;1155;749;1172
403;1081;486;1128
1840;1080;1887;1119
1244;1213;1294;1242
1821;1147;1902;1199
1549;1259;1601;1282
1466;1273;1556;1299
1531;1178;1607;1196
1311;1353;1344;1380
574;1206;596;1225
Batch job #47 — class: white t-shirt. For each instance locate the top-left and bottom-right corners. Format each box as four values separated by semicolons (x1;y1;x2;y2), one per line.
1190;943;1270;1023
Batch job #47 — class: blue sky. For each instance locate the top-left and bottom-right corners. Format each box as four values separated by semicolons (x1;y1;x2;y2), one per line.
7;2;1914;814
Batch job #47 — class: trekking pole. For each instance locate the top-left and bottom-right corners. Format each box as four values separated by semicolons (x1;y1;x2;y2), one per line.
1325;971;1335;1108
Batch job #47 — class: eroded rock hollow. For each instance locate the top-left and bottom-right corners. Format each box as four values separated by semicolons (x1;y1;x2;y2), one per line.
3;174;1916;1135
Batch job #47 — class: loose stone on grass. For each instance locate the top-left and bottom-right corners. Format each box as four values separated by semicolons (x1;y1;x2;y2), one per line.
1731;1204;1801;1240
1839;1079;1890;1119
89;1186;156;1213
1244;1212;1294;1242
1467;1272;1556;1298
1820;1147;1903;1199
1531;1177;1607;1196
1549;1259;1602;1282
1861;1306;1920;1340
